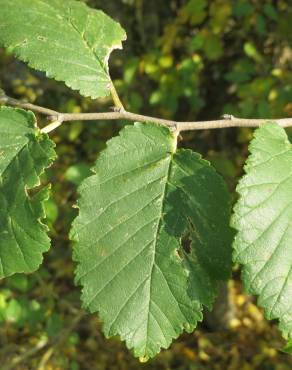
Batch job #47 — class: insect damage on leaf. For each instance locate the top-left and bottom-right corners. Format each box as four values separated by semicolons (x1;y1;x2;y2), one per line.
72;122;233;359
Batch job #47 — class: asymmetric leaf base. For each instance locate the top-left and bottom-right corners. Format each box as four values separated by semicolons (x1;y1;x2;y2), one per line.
0;0;291;361
71;123;233;359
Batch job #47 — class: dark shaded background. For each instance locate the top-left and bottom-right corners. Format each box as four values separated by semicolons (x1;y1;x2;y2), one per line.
0;0;292;369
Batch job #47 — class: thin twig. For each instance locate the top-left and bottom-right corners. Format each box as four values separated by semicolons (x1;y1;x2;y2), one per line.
0;94;58;117
2;338;49;370
37;312;84;370
1;94;291;133
55;112;292;131
1;312;84;370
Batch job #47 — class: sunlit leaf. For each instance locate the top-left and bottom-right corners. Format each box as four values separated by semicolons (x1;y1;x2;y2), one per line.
0;0;127;98
72;122;233;359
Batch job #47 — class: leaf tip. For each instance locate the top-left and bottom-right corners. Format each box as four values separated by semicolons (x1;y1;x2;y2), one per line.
139;356;149;363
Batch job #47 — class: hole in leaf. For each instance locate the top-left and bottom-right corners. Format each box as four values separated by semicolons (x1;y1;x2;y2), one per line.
181;230;192;255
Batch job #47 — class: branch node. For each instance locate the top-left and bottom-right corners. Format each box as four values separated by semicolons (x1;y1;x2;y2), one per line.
221;114;235;120
2;93;291;132
111;106;124;113
0;95;8;104
170;122;179;133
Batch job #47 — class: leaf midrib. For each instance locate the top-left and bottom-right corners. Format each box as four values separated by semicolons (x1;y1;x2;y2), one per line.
144;151;187;355
66;6;109;76
11;0;110;78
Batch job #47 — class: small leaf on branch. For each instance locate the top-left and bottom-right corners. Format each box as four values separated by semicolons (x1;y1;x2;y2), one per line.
232;123;292;343
0;107;56;278
0;0;126;99
71;122;233;359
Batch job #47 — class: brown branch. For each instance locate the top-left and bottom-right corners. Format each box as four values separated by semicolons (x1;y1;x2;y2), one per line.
1;94;291;133
0;94;58;117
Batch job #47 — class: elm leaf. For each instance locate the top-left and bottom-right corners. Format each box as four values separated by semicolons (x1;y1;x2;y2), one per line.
232;123;292;342
0;107;56;278
72;122;233;359
0;0;126;99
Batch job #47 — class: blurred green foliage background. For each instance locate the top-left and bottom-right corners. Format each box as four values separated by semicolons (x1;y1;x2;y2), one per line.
0;0;292;369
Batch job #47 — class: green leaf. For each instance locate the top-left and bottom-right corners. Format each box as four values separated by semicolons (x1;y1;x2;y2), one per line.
65;163;92;186
0;107;56;278
72;122;233;359
5;298;22;323
0;0;126;99
232;123;292;341
46;313;63;337
7;274;29;293
283;339;292;354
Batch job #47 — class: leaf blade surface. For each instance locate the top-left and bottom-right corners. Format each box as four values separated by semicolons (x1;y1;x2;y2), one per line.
0;107;56;278
0;0;126;98
72;122;233;359
232;123;292;339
